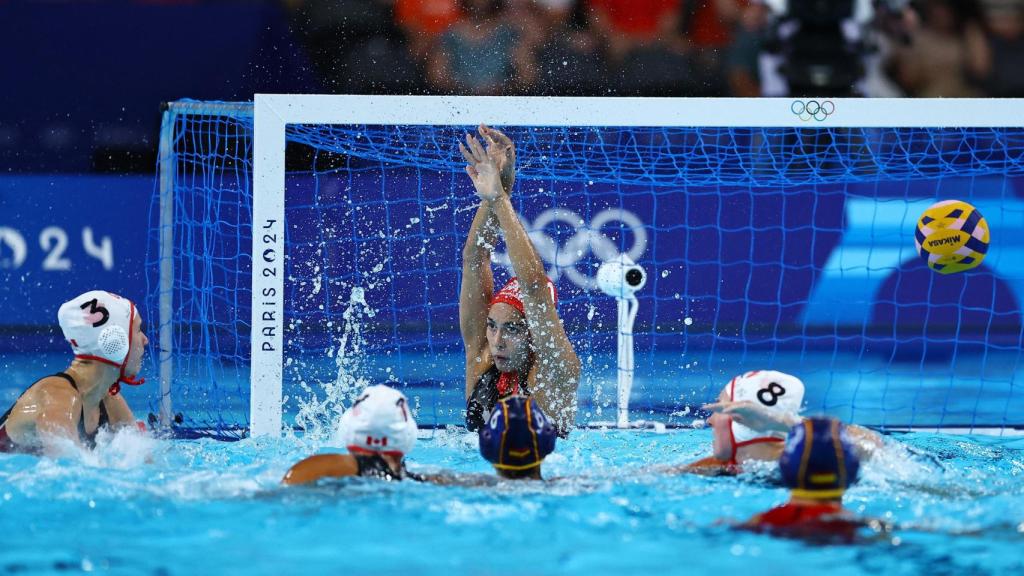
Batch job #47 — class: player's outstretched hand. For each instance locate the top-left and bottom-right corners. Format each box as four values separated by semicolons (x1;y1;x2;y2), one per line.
459;130;503;202
702;399;796;435
479;124;516;194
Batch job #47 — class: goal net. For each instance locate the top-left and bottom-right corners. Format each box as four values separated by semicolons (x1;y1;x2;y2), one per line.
146;96;1024;438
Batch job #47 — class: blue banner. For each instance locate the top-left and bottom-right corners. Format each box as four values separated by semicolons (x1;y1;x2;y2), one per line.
0;175;151;327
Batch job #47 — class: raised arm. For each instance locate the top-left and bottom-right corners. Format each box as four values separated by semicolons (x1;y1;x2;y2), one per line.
459;126;518;398
460;201;499;391
462;127;581;432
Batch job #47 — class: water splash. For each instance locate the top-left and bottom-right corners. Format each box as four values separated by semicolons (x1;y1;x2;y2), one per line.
292;287;376;444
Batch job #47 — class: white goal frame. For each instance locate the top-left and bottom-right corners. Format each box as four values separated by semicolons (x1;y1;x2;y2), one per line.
250;95;1024;437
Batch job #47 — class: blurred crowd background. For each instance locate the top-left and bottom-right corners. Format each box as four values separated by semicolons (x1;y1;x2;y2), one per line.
283;0;1024;99
1;0;1023;173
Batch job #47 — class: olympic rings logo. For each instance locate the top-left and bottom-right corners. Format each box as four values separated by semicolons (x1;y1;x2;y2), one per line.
492;208;647;291
791;100;835;122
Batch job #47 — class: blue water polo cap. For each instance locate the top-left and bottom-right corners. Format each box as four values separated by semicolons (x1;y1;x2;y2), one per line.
779;417;860;500
479;395;557;471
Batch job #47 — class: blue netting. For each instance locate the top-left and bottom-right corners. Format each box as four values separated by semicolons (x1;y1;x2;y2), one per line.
147;100;1024;438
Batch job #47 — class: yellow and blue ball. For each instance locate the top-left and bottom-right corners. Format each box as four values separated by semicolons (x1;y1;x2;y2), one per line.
914;200;989;274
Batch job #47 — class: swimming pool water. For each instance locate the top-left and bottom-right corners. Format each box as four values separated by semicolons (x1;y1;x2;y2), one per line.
2;349;1023;575
8;347;1018;435
1;426;1022;576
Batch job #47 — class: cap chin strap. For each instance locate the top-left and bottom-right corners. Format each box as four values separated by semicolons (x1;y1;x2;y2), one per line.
109;372;146;397
730;437;784;465
726;415;783;466
724;375;784;466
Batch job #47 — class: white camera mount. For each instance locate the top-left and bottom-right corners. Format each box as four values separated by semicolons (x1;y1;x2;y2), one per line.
595;255;647;428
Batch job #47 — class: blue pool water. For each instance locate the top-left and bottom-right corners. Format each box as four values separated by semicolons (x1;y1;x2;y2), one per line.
6;348;1015;434
2;352;1024;575
1;426;1023;575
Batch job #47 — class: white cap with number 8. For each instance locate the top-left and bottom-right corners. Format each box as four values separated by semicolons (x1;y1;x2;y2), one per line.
726;370;805;443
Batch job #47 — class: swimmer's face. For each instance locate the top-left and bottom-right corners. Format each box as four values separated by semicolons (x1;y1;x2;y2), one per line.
126;314;148;375
708;390;733;461
486;303;531;373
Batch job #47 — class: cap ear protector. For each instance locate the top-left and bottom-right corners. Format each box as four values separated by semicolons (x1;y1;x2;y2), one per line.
479;395;557;471
722;370;805;464
58;290;145;395
336;385;418;456
779;417;860;500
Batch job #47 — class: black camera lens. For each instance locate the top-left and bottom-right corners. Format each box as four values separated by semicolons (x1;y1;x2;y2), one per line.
625;268;644;287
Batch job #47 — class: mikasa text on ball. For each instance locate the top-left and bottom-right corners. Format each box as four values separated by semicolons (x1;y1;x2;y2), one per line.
914;200;989;274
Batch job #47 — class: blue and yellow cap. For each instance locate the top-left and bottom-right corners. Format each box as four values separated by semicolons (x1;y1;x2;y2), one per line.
479;395;557;471
779;417;860;500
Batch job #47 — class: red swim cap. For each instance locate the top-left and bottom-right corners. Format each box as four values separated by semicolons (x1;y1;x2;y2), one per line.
489;277;558;317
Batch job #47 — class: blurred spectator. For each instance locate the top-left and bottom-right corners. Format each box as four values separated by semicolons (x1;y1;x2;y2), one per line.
586;0;693;95
587;0;687;59
889;0;980;97
284;0;393;76
395;0;462;62
966;0;1024;96
723;0;768;96
285;0;424;93
428;0;536;94
523;0;608;95
681;0;745;95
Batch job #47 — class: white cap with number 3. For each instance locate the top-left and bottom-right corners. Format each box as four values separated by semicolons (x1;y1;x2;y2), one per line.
58;290;136;366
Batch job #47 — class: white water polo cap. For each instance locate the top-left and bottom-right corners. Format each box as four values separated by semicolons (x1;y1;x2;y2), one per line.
727;370;805;444
58;290;144;392
337;385;417;457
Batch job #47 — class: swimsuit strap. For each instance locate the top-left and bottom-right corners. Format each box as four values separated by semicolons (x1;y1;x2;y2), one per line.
54;372;77;391
356;453;402;481
61;371;111;448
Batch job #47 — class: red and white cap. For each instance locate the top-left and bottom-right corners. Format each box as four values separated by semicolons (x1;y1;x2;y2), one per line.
337;385;417;457
725;370;804;455
489;277;558;317
58;290;144;395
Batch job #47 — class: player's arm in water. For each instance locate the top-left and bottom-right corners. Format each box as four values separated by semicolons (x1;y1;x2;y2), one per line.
702;399;884;460
462;126;581;433
281;454;360;486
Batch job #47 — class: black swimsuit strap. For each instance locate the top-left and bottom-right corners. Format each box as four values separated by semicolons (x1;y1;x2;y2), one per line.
55;372;77;390
56;372;111;448
355;454;422;482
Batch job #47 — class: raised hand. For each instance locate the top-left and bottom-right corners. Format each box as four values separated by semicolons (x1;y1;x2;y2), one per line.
479;124;516;193
459;130;503;202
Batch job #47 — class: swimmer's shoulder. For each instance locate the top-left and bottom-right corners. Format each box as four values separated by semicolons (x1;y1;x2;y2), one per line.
282;453;359;486
6;375;80;425
19;374;79;403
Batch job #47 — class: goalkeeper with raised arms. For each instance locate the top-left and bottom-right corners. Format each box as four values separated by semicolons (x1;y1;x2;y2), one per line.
459;125;581;438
